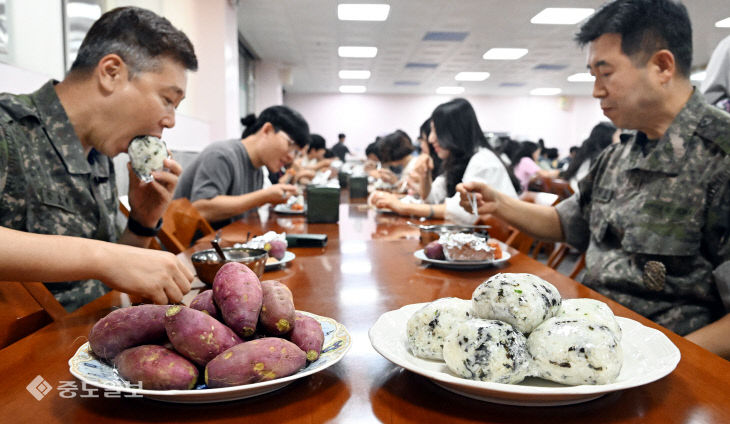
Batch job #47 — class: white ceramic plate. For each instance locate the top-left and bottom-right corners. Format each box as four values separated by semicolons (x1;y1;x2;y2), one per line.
273;204;306;215
413;242;511;269
69;311;351;404
265;251;296;271
369;303;680;406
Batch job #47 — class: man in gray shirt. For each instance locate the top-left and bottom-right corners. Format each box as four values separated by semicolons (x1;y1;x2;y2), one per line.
175;106;310;229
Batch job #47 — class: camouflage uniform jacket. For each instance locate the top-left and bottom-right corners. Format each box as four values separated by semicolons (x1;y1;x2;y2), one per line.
0;80;117;311
556;89;730;335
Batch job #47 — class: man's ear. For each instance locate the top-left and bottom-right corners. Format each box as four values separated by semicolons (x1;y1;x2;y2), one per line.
260;121;274;135
650;49;676;85
96;54;127;92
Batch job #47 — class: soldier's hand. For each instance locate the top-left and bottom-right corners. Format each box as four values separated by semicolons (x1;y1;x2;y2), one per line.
99;244;193;304
126;156;182;228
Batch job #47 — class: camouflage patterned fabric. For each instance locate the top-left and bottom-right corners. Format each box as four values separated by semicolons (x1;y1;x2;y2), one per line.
0;80;118;312
556;89;730;335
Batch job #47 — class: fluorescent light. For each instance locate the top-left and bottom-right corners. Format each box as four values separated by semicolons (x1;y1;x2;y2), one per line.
339;85;367;93
436;86;465;95
716;17;730;27
567;72;595;82
690;71;706;82
455;72;490;81
338;46;378;58
483;48;528;60
338;4;390;21
531;8;594;25
339;70;371;79
67;2;102;20
530;87;562;96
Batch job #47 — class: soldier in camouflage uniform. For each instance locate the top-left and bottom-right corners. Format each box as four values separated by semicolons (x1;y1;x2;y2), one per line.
457;0;730;358
0;7;198;311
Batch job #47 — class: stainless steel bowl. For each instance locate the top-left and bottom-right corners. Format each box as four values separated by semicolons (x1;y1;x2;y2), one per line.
191;247;267;285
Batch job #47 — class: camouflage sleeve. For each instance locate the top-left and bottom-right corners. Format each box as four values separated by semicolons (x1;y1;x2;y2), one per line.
555;193;590;251
705;157;730;265
0;121;8;194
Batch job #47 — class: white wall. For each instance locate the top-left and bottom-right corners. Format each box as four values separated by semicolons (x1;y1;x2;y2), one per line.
284;93;607;157
254;61;284;114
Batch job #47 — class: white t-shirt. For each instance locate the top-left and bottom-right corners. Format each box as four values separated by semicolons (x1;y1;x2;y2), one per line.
427;148;517;224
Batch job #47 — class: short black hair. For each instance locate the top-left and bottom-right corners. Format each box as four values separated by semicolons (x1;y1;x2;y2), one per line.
575;0;692;78
70;6;198;77
570;146;579;154
308;134;326;152
379;130;414;163
365;140;382;160
240;105;310;148
338;133;346;139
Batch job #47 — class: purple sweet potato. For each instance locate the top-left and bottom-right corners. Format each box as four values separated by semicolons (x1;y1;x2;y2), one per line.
268;240;287;260
88;305;168;360
189;289;219;319
113;345;198;390
259;280;295;336
289;312;325;362
205;337;306;388
213;262;263;337
164;305;242;366
424;241;445;260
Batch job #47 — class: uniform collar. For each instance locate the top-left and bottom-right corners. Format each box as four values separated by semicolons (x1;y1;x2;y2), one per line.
621;88;706;175
30;80;96;175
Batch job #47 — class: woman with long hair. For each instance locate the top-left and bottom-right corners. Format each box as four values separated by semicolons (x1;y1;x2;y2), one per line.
559;121;618;192
510;141;560;192
371;98;518;223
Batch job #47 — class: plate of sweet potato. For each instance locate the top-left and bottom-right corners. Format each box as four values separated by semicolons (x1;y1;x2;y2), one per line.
69;263;350;403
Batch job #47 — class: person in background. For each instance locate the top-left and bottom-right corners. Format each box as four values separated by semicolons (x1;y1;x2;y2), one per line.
494;136;519;166
458;0;730;358
415;118;442;181
510;141;560;192
374;130;417;190
558;146;579;169
559;122;618;192
290;133;334;185
0;6;197;310
371;98;518;223
331;132;350;162
701;34;730;113
174;106;310;229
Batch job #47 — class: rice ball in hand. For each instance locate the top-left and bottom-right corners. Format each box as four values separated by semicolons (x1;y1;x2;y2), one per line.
128;136;168;183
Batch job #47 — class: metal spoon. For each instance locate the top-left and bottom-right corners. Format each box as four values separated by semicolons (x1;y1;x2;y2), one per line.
211;231;226;262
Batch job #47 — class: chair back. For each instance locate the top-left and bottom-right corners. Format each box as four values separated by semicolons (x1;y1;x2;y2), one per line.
0;282;66;349
157;198;215;254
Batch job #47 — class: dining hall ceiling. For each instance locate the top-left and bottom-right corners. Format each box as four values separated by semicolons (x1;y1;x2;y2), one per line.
236;0;730;96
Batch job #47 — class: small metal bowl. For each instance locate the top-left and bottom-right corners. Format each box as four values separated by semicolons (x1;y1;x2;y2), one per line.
191;247;267;285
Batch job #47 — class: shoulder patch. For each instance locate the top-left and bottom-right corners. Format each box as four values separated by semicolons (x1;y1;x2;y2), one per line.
695;105;730;155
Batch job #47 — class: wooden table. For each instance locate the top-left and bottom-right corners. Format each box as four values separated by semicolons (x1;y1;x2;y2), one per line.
1;203;729;423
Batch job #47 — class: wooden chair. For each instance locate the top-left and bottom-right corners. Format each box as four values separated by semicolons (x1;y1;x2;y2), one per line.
119;197;215;254
547;244;587;279
158;198;215;254
0;281;66;349
478;214;513;242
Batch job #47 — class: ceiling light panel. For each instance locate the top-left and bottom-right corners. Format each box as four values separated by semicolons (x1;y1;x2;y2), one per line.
530;87;562;96
338;46;378;58
436;86;465;94
337;4;390;21
483;48;528;60
716;17;730;27
530;8;595;25
567;73;595;82
455;72;490;81
339;85;367;93
339;70;371;79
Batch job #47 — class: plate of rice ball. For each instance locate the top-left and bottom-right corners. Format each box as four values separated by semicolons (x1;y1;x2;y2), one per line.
369;273;680;406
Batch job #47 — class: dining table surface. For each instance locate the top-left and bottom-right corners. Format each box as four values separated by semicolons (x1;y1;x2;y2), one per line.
1;197;729;424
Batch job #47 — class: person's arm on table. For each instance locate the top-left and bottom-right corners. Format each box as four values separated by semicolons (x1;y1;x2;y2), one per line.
457;181;565;242
193;183;297;223
685;313;730;359
371;191;446;219
0;226;193;304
